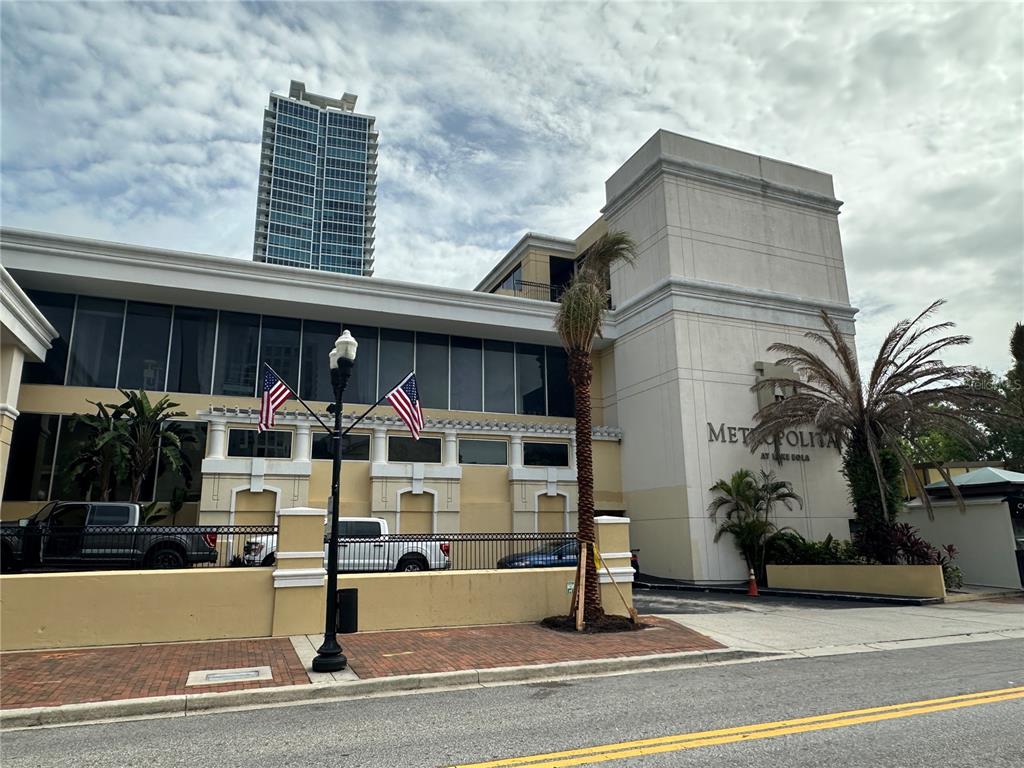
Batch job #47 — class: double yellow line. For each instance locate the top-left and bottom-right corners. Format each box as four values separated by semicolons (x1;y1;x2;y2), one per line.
453;685;1024;768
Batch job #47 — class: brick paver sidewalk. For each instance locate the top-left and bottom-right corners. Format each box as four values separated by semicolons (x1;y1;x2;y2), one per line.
0;638;309;709
1;617;721;711
342;616;722;678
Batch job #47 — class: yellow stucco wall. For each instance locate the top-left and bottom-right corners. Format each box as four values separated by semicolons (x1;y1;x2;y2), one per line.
460;466;512;531
336;569;575;631
0;569;274;650
575;217;608;255
6;383;624;533
767;564;947;598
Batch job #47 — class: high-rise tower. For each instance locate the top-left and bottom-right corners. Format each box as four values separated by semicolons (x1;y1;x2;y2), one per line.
253;81;377;276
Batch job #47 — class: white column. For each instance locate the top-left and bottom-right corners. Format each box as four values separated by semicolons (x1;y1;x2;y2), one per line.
510;433;524;467
569;434;577;470
208;420;227;459
373;427;388;463
443;430;458;467
295;423;312;461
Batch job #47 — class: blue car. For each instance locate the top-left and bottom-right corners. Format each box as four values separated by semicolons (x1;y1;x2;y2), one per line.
497;540;579;568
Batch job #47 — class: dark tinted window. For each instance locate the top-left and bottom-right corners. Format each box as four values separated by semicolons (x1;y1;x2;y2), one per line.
67;296;124;387
378;328;414;399
51;416;94;501
51;504;88;527
516;343;546;415
155;421;207;503
227;429;292;458
311;432;370;461
344;325;378;405
167;307;216;394
88;505;132;526
450;336;482;411
458;439;508;465
524;442;569;467
2;413;59;501
22;291;75;385
545;347;574;417
483;340;515;413
118;302;172;391
300;320;341;402
259;316;301;392
214;312;260;396
416;333;448;409
339;520;382;537
388;436;441;463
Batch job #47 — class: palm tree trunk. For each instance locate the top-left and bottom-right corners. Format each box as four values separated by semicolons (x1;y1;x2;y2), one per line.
569;350;603;623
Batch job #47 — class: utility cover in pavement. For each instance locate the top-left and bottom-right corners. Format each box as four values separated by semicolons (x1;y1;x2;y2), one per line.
186;666;273;686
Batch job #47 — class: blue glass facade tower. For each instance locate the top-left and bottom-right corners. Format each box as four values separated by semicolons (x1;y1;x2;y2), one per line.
254;81;377;276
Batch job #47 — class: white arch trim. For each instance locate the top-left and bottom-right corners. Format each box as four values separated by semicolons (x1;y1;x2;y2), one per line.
228;483;284;527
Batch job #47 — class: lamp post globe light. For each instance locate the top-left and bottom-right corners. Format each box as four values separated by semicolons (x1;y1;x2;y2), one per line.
312;330;358;672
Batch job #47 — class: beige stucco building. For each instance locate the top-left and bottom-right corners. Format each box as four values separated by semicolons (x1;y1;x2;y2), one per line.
0;130;858;583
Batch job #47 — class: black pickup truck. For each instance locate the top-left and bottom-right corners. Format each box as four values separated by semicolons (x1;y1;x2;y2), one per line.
0;501;219;572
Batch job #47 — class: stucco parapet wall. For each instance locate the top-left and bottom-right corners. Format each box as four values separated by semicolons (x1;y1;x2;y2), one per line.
0;265;58;362
608;276;858;336
603;151;842;220
198;408;623;441
0;228;567;346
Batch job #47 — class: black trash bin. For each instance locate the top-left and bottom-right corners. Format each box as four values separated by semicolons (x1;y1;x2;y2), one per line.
336;588;358;634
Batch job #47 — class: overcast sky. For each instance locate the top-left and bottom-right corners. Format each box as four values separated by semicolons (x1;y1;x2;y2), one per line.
1;2;1020;374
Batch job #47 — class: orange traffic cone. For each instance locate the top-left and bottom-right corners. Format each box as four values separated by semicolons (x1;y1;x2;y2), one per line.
747;568;759;597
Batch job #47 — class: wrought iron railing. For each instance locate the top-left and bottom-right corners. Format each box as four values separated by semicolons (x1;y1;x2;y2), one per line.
0;525;279;571
0;527;580;574
329;531;578;572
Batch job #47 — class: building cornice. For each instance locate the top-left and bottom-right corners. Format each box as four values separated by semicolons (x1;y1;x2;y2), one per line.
603;155;843;220
0;228;564;345
198;407;623;441
609;276;858;337
0;265;58;363
474;231;576;293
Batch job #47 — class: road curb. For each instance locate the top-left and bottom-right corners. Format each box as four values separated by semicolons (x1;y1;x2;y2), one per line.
0;648;779;730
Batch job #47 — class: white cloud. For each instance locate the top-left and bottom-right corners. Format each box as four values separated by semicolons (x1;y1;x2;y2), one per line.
1;1;1020;374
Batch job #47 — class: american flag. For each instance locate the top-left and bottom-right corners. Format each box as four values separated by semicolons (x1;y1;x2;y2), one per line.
258;367;293;432
386;372;424;440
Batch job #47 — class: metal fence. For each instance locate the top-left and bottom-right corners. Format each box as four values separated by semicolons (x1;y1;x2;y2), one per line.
0;525;279;571
0;527;580;574
330;531;578;572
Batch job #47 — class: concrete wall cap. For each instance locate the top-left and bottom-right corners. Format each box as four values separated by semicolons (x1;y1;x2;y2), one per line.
278;507;327;517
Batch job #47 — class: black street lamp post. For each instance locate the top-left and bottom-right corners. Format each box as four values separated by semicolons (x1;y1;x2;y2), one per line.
312;330;358;672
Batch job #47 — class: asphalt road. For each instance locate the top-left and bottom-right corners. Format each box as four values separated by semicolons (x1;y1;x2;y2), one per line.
3;640;1022;767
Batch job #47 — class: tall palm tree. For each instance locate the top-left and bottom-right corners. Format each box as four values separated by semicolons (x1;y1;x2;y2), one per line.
114;390;194;504
554;231;637;624
746;300;1002;558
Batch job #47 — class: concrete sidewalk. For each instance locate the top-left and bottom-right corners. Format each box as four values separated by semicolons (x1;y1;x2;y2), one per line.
1;616;760;729
650;594;1024;657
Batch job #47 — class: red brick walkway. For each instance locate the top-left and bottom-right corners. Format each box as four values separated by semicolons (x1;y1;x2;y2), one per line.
343;616;722;678
0;618;722;711
0;638;309;709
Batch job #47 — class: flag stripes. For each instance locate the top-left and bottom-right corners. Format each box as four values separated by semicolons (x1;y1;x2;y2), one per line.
386;372;424;439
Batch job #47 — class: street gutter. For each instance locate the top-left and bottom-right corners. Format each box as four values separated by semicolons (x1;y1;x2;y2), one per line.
0;647;781;731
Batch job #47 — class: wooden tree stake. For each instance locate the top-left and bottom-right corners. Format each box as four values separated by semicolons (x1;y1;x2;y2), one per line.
576;542;587;631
